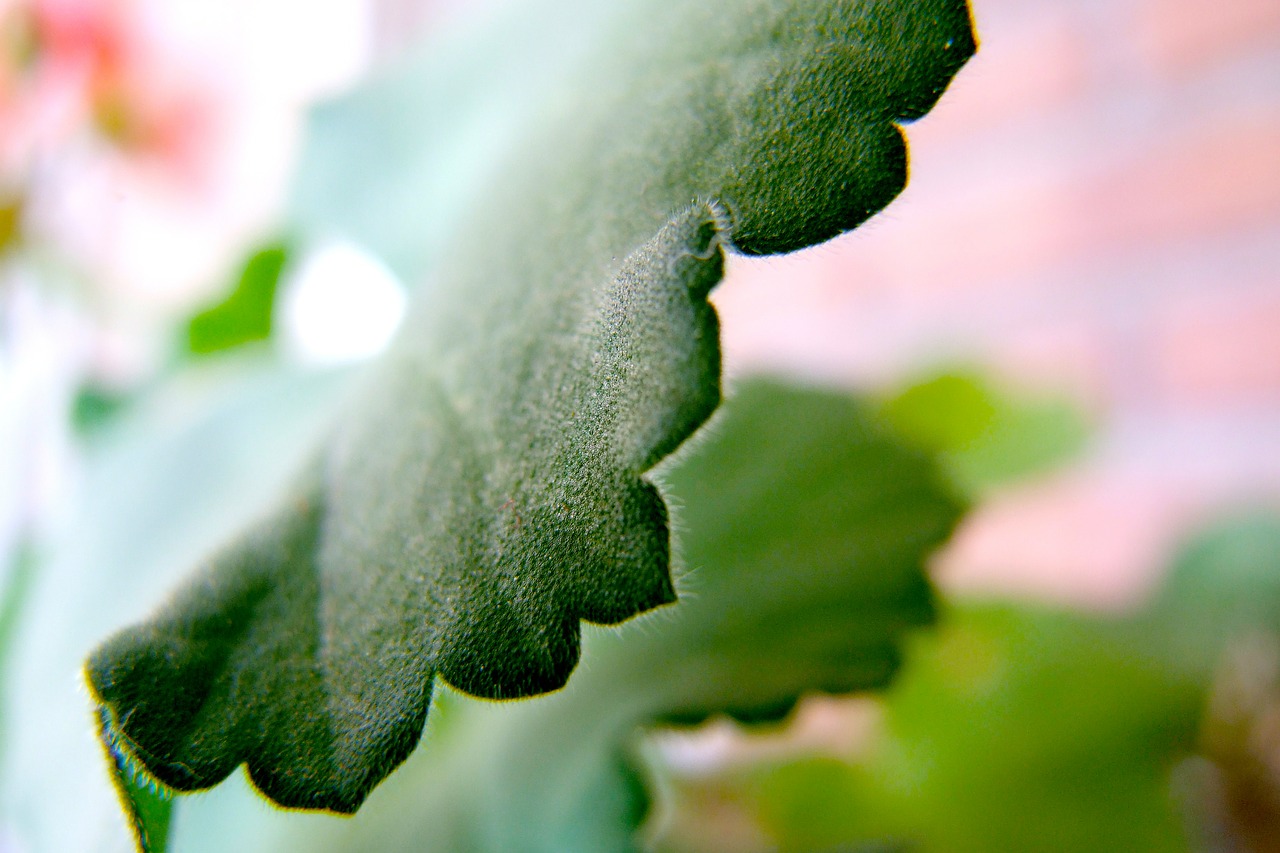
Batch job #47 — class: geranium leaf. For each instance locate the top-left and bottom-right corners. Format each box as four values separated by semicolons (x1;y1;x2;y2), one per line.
185;243;289;356
87;0;975;815
169;378;965;853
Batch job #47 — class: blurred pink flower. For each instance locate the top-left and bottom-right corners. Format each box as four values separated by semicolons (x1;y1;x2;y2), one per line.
1;0;220;189
1;0;370;383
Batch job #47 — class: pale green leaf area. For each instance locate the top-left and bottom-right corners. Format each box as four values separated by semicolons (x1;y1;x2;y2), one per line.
87;0;975;818
0;360;350;853
288;0;629;281
164;378;963;853
666;513;1280;853
875;371;1089;496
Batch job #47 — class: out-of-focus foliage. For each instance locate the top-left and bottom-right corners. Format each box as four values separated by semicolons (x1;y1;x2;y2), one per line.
875;371;1089;495
655;513;1280;853
185;244;289;356
70;386;132;436
86;0;975;818
0;546;36;733
0;199;20;255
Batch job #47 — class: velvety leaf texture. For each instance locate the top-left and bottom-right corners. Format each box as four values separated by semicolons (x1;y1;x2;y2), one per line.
87;0;975;815
171;379;964;853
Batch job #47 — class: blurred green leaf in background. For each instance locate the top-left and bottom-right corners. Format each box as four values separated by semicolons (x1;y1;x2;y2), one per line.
184;243;290;357
653;513;1280;853
875;371;1089;496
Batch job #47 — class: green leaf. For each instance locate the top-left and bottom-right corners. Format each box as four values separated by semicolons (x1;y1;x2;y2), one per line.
0;358;349;853
672;513;1280;853
71;384;132;435
185;243;289;356
88;0;975;815
168;378;964;853
1143;511;1280;673
99;705;173;853
874;370;1089;495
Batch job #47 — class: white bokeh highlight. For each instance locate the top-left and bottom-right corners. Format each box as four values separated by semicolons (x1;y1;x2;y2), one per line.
278;241;407;365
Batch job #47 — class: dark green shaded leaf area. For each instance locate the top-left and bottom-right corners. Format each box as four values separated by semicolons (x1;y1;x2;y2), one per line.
185;243;289;356
678;513;1280;853
87;0;974;816
100;706;173;853
171;378;963;853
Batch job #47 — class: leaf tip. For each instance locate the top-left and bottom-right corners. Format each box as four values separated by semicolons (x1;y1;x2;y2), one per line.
93;693;174;853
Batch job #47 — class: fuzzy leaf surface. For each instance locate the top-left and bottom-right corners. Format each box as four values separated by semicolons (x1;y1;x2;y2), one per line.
170;378;965;853
87;0;975;814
